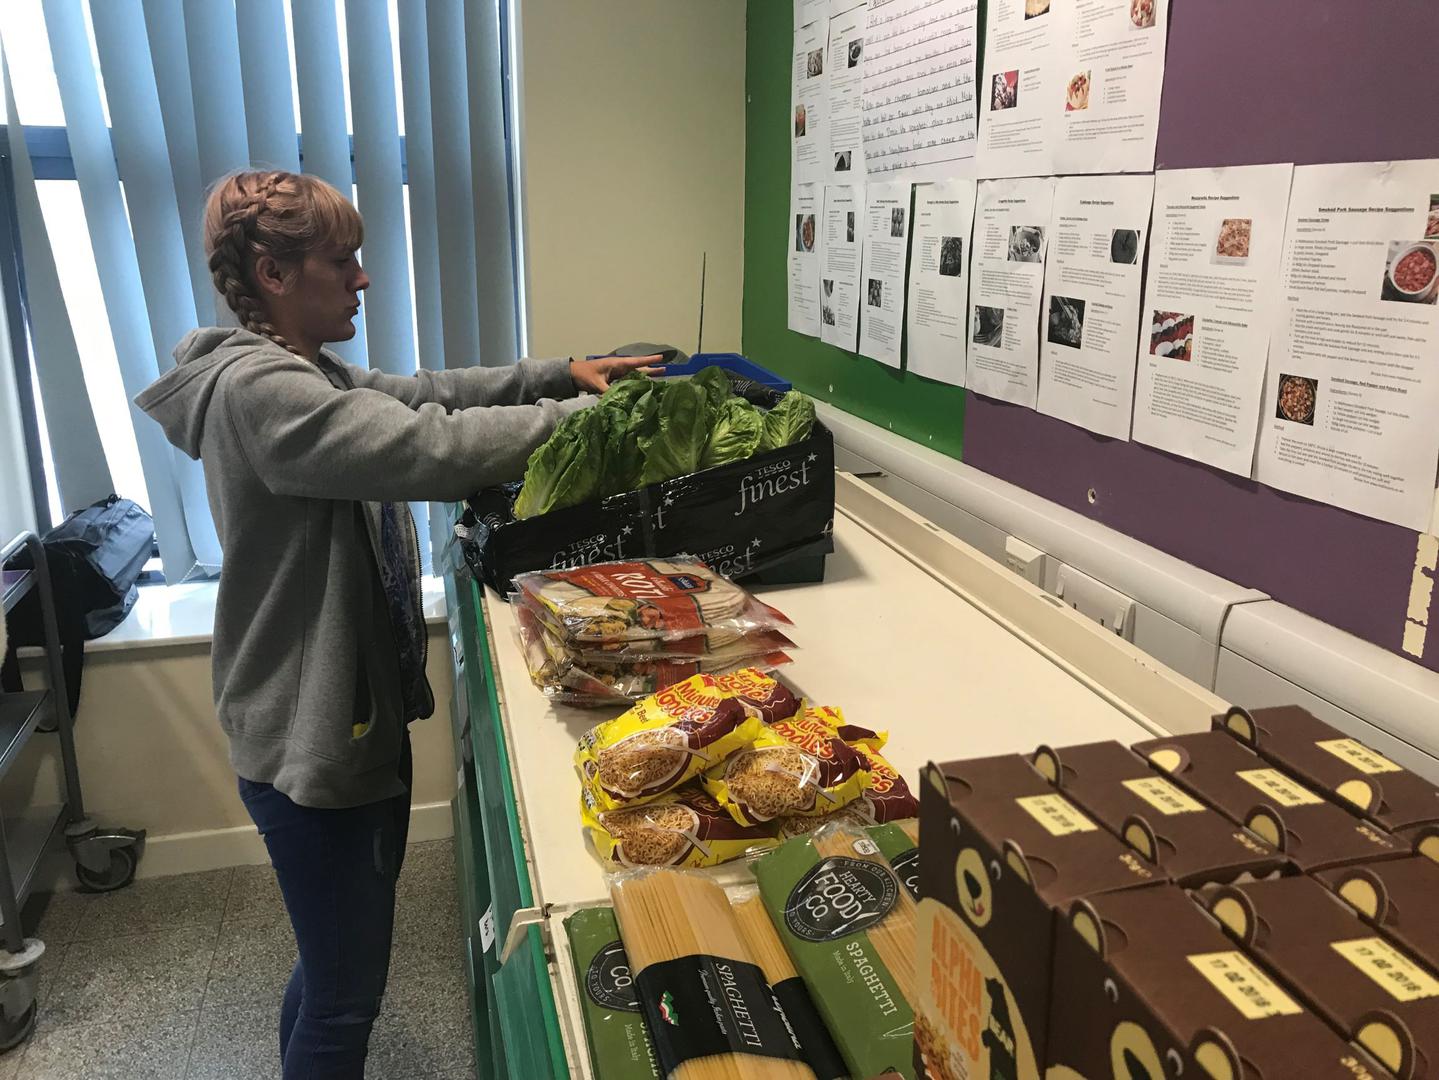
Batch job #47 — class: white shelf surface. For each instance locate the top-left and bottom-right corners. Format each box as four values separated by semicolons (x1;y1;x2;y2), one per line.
484;501;1162;914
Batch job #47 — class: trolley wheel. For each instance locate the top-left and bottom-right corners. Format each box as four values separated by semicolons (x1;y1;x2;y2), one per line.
74;845;138;893
0;1002;36;1052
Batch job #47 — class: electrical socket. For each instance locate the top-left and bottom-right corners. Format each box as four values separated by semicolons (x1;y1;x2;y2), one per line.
1055;563;1136;640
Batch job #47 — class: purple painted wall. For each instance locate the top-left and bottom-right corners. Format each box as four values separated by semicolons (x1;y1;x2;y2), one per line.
963;0;1439;673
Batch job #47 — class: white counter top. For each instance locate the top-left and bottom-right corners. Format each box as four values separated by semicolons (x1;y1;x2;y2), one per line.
485;499;1160;912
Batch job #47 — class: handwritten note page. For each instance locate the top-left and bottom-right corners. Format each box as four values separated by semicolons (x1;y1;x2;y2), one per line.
862;0;979;184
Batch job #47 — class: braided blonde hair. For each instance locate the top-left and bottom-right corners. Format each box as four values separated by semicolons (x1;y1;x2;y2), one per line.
202;170;363;355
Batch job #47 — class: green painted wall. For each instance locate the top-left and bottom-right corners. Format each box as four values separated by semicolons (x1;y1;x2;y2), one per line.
742;0;968;459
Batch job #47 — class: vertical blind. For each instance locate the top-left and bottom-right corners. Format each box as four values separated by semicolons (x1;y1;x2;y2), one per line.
0;0;520;580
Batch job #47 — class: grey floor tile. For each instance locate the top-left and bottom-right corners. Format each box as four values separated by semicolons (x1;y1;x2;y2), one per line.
14;1011;197;1080
222;865;285;927
41;927;217;1032
397;840;455;900
0;1039;20;1080
185;1002;281;1080
367;970;475;1076
21;892;87;948
71;870;232;942
203;918;296;1008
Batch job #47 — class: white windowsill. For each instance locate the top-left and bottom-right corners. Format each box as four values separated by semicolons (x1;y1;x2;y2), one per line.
76;576;450;654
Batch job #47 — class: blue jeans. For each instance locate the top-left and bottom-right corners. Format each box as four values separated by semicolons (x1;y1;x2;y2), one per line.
238;736;413;1079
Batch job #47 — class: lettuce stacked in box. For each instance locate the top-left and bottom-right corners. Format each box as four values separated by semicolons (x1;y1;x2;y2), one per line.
514;368;816;519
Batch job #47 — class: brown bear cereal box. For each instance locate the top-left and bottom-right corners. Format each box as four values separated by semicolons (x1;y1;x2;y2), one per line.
1318;853;1439;978
1130;730;1407;873
1047;885;1386;1080
1217;705;1439;844
915;757;1161;1080
1031;741;1290;888
1203;875;1439;1079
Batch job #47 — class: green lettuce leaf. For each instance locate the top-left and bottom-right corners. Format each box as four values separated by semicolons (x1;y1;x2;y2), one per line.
699;397;763;469
637;380;708;487
513;407;610;519
689;366;733;414
758;391;816;451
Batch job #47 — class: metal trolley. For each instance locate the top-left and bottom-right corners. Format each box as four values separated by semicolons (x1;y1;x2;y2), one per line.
0;532;146;1047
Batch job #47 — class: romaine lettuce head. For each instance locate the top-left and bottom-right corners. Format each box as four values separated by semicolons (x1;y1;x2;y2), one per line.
513;406;611;519
758;390;816;451
637;379;709;487
699;396;763;469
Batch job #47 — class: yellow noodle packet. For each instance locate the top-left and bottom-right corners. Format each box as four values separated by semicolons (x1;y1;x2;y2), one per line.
703;707;874;827
583;784;778;869
576;671;795;812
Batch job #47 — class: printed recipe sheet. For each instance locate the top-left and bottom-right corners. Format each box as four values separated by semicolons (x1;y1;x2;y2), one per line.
825;4;866;182
820;184;866;351
859;181;913;368
1131;164;1295;476
792;20;830;185
1255;160;1439;530
788;184;823;337
1051;0;1170;174
966;176;1057;406
906;180;978;385
1037;173;1155;439
976;0;1056;179
862;0;980;183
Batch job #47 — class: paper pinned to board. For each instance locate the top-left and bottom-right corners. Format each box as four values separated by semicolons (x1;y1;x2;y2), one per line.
821;184;866;352
905;179;977;386
858;181;912;368
861;0;979;184
825;3;866;183
1131;164;1294;477
1254;160;1439;531
788;184;824;338
1036;173;1155;440
975;0;1057;179
966;176;1057;407
792;20;831;186
1050;0;1171;175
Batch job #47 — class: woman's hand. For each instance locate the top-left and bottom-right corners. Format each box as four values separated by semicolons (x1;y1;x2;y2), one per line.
570;354;664;393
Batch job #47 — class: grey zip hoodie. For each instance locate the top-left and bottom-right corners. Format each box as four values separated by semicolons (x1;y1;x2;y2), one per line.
137;328;588;808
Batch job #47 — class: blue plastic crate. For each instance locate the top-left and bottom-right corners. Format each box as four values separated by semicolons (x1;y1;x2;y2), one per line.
659;352;792;392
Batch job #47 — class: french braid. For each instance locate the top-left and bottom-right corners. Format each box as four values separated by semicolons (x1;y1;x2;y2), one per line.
201;170;364;357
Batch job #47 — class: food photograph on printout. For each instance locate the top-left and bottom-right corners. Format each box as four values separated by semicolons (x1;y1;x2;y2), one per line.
868;278;883;307
1426;195;1439;240
1382;240;1439;304
807;48;824;78
891;208;907;237
821;279;836;326
795;214;816;253
794;105;807;138
1150;311;1194;361
1276;374;1318;425
1065;70;1091;112
846;212;855;243
1110;228;1140;264
991;70;1019;111
1007;225;1044;263
1048;296;1085;349
939;236;964;277
1025;0;1050;18
834;150;852;173
973;305;1005;347
848;38;862;68
1130;0;1156;28
1213;217;1252;262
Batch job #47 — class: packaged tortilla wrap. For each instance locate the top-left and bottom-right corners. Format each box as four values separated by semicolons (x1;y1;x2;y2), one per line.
704;707;874;826
583;783;777;869
517;604;792;705
577;670;791;812
514;558;792;649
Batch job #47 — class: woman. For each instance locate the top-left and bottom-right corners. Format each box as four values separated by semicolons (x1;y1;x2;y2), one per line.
137;170;655;1078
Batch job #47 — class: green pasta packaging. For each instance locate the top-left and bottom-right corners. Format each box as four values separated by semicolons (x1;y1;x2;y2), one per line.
564;906;661;1080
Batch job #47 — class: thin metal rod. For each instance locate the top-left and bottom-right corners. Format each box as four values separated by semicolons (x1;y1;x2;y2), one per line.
696;251;706;356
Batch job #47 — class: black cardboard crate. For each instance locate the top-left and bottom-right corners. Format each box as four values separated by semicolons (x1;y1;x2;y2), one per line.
460;421;835;596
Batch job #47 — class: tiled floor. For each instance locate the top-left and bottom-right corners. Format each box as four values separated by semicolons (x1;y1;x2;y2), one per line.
1;840;476;1080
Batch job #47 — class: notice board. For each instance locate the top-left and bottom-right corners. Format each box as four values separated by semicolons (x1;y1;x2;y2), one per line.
743;0;1439;675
